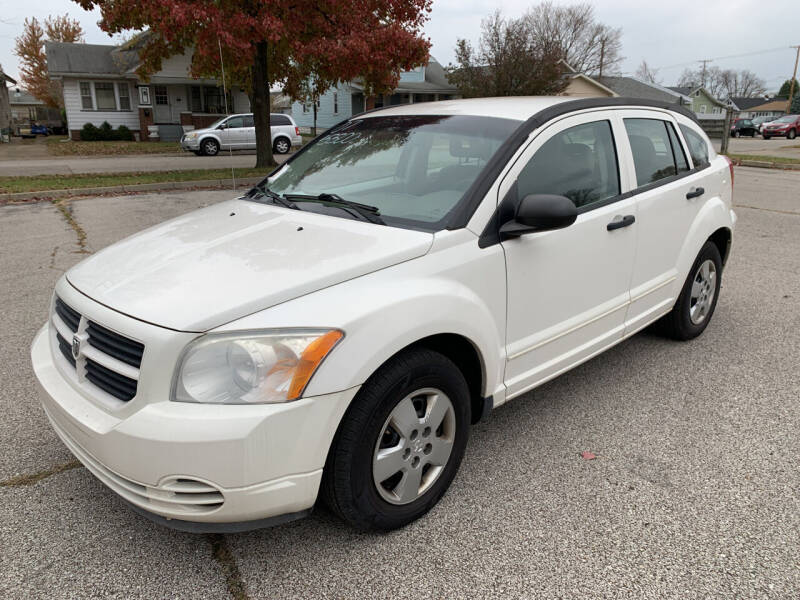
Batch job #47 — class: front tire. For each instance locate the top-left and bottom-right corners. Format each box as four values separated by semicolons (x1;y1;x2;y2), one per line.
788;129;797;140
321;348;471;531
200;138;219;156
660;241;722;340
733;130;740;138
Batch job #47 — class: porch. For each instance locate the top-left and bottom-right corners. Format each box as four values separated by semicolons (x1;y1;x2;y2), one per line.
139;82;249;141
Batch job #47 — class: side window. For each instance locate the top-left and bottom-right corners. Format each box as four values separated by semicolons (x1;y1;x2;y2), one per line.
242;115;254;127
517;120;620;209
679;124;710;169
225;116;244;129
624;118;682;187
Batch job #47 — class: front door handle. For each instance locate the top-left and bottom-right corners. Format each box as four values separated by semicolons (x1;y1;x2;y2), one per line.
686;187;705;199
607;214;635;231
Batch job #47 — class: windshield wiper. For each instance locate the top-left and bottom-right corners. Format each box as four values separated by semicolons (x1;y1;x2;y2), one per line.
283;193;385;225
248;185;299;210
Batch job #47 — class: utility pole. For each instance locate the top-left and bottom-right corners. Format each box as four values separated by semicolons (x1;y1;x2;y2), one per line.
787;45;800;114
599;38;605;78
699;59;712;88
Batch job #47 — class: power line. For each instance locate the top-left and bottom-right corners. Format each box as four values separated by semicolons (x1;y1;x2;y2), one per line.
645;45;794;73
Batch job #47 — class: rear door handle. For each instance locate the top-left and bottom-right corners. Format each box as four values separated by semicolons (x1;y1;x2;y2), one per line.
686;187;705;199
607;214;635;231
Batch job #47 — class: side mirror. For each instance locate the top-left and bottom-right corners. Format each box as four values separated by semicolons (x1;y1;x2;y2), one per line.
217;123;227;130
500;194;577;238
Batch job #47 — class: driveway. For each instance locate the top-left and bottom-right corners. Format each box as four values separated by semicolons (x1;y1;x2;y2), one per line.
1;168;798;598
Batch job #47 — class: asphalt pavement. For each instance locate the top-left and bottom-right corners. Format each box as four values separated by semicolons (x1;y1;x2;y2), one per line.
1;168;798;598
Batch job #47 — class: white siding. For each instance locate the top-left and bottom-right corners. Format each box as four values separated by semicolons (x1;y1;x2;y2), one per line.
63;77;140;132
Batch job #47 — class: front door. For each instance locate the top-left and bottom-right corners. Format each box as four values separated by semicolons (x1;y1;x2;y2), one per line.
153;85;171;123
500;111;637;399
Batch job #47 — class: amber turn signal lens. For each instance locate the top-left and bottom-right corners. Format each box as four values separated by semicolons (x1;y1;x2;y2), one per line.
287;330;344;399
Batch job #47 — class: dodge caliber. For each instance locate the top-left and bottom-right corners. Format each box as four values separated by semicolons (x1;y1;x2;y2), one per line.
32;97;736;532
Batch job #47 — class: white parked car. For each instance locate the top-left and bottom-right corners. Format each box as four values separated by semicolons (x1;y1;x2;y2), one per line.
32;97;735;532
180;112;302;156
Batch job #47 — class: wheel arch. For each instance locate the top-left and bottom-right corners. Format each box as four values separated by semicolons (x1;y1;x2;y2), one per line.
708;226;732;267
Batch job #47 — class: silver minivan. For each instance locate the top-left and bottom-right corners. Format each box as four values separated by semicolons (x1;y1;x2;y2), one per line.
180;113;303;156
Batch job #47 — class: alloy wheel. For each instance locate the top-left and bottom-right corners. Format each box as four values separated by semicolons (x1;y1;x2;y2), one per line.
689;259;717;325
372;388;455;505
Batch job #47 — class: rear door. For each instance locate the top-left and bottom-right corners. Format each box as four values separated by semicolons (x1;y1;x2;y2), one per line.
620;110;709;334
500;110;637;398
241;114;256;149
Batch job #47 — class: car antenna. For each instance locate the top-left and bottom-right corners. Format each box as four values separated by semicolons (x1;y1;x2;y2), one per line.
218;36;236;191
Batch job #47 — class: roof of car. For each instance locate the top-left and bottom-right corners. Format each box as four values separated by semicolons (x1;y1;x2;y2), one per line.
358;96;697;123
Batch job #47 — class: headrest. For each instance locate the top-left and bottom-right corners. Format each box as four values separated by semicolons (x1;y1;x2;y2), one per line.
449;138;491;160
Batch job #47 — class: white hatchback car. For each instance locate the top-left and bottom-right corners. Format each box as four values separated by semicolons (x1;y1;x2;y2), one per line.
32;97;735;532
180;112;302;156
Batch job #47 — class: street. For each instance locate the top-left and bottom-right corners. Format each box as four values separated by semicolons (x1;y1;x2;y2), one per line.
0;167;798;598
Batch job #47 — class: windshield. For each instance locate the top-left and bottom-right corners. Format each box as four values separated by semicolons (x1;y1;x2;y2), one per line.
775;115;797;123
264;115;520;231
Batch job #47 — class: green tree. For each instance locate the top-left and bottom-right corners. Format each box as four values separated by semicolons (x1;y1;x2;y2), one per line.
778;79;799;98
791;93;800;114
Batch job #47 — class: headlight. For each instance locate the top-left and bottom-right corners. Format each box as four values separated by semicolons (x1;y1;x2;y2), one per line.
185;132;198;140
172;329;343;404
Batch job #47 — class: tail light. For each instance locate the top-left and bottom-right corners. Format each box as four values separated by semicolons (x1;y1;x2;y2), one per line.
295;127;300;136
724;155;734;187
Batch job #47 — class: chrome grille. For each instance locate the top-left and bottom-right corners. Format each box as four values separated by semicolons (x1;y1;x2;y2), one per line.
51;296;144;403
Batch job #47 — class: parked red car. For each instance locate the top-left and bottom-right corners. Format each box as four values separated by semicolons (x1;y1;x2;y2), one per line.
762;114;800;140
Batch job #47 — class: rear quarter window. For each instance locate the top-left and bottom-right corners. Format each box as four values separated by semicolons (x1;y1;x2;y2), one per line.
270;115;292;126
679;124;710;169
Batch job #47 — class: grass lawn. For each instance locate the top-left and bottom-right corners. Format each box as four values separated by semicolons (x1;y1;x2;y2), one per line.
0;168;267;194
726;153;800;165
47;137;182;156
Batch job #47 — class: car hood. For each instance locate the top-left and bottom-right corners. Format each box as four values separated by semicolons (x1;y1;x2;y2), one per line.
67;199;434;331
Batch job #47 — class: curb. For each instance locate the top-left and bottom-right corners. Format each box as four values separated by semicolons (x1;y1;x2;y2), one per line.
731;159;800;171
0;176;263;204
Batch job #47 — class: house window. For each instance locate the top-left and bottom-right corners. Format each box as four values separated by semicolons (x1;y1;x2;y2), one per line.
118;84;131;110
184;85;233;113
302;102;309;113
699;104;707;114
333;92;338;114
154;85;169;106
189;86;202;112
94;82;116;110
79;82;93;109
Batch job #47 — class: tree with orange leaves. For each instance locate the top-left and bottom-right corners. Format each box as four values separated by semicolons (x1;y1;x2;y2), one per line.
14;15;84;109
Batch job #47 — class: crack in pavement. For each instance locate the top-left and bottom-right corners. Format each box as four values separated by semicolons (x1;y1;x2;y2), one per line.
0;460;83;488
51;199;90;253
208;534;250;600
733;203;800;216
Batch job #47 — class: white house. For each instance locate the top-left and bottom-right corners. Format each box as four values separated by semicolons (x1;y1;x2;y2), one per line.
291;58;459;131
46;37;249;141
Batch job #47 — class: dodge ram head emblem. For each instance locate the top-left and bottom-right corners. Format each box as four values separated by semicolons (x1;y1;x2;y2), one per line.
71;335;81;360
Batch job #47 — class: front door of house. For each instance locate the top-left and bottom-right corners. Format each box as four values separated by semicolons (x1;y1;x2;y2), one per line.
153;85;171;123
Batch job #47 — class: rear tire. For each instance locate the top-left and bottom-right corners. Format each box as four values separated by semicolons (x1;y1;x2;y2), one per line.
763;135;771;140
273;137;291;154
659;241;722;341
321;348;471;531
788;129;797;140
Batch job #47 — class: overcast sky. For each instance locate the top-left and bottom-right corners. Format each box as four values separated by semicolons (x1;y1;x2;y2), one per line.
2;0;798;93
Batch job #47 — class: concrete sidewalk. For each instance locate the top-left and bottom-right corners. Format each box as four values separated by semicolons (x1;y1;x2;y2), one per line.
0;151;277;176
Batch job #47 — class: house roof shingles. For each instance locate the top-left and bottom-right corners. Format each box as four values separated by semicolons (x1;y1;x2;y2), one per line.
729;96;775;110
46;41;138;76
598;76;687;104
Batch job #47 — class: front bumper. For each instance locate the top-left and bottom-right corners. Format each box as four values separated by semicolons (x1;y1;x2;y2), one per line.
31;325;357;528
763;129;788;136
180;137;200;151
